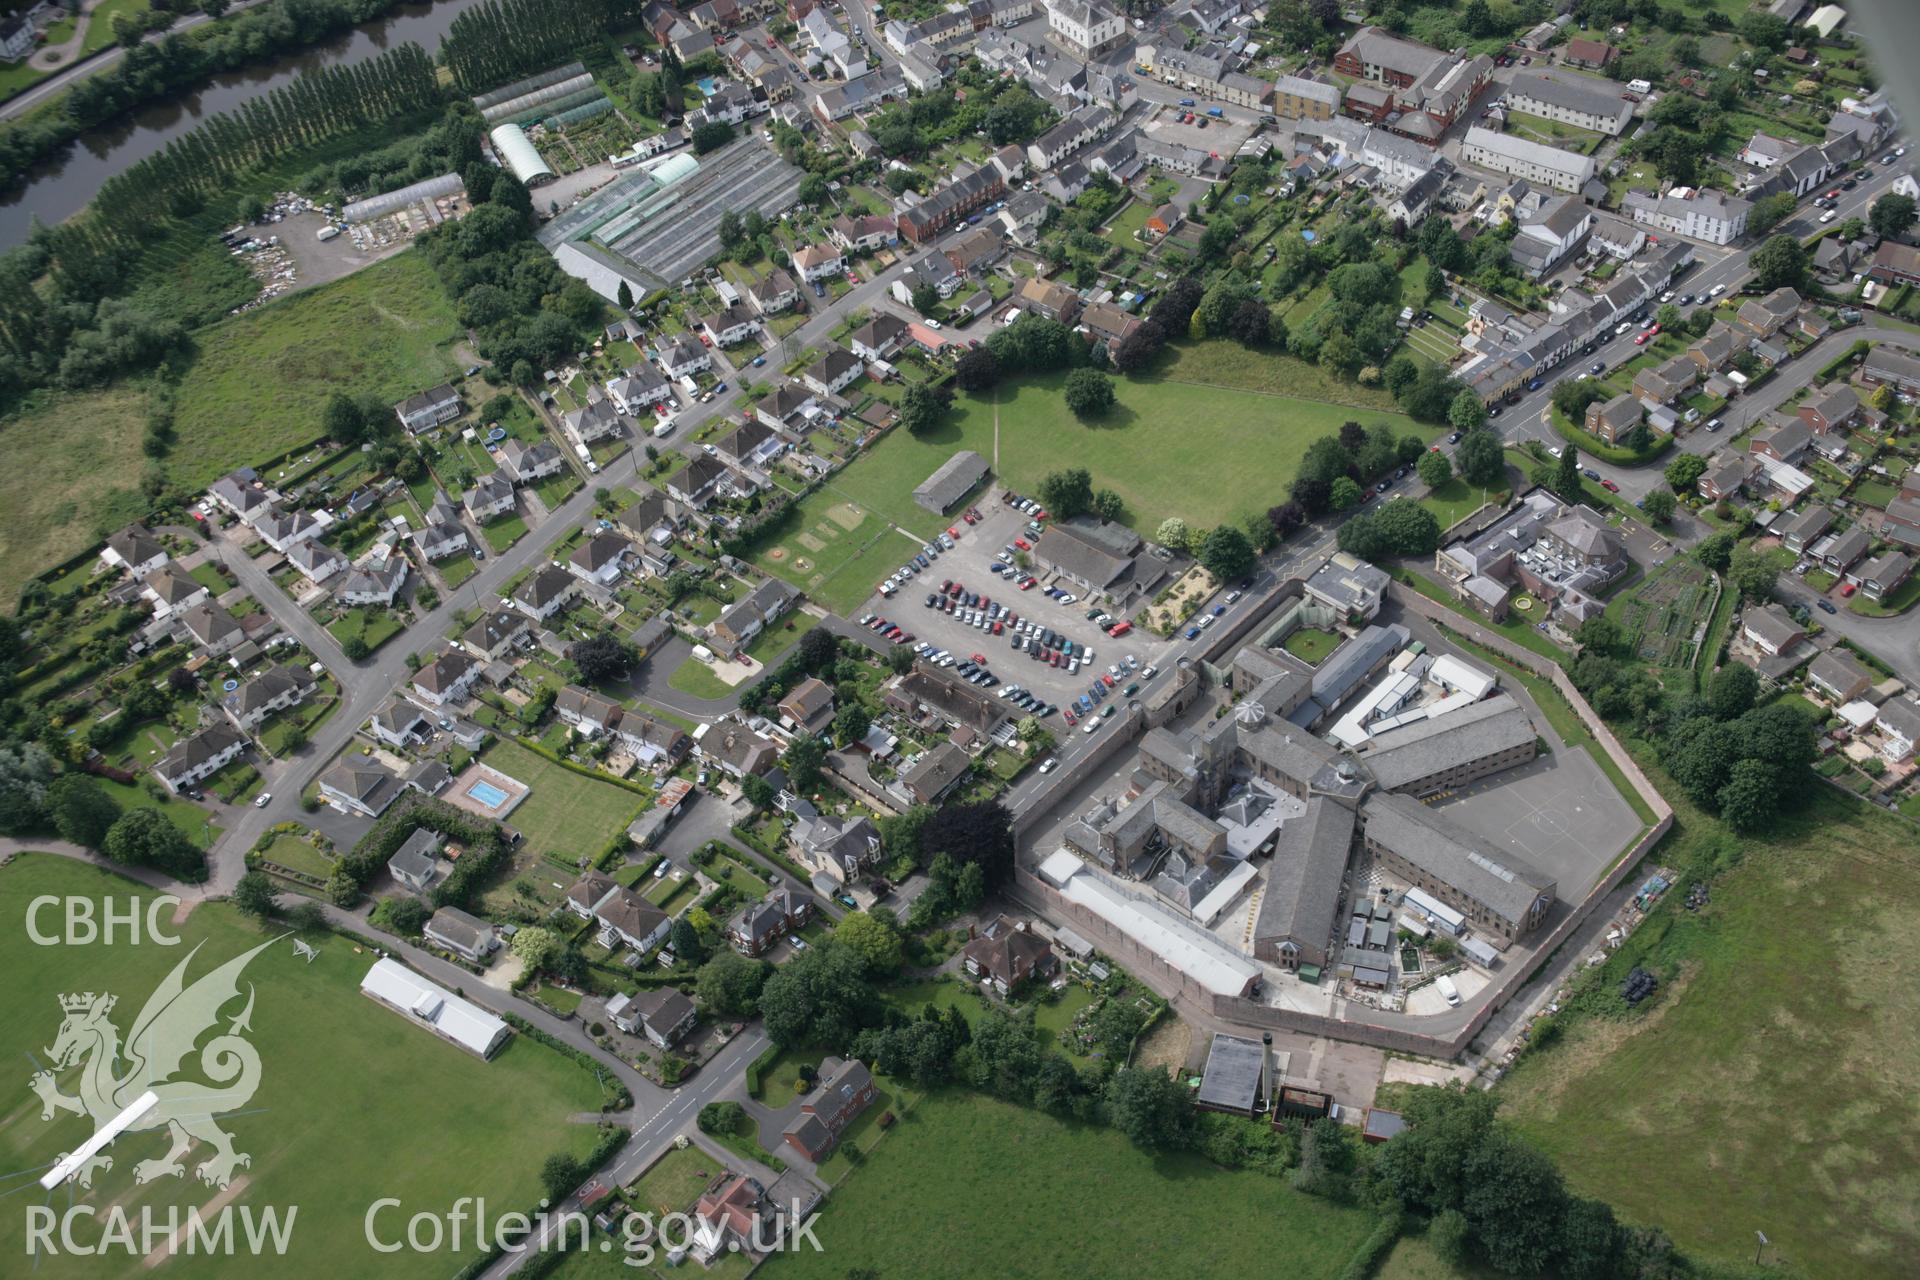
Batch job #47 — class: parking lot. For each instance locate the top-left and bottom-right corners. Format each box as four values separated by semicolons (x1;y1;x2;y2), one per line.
1143;103;1257;160
862;493;1177;723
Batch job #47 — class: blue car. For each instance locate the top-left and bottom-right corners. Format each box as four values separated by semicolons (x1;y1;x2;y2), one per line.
1212;604;1226;616
1185;626;1201;640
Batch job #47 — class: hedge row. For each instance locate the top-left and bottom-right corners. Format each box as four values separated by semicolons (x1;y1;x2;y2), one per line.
744;1041;783;1097
339;794;512;908
1545;410;1674;468
511;734;659;800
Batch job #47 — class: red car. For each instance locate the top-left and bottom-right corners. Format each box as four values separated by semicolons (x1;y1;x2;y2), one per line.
1064;710;1078;726
1101;674;1116;688
1600;478;1619;493
1019;578;1035;590
1014;537;1030;550
1825;188;1841;200
1032;508;1048;520
1841;582;1857;597
1646;323;1662;338
965;507;982;521
1633;332;1651;345
971;652;988;664
1110;621;1132;637
992;621;1003;635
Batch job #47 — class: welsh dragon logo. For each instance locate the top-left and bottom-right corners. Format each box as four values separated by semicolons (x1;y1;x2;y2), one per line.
30;938;277;1190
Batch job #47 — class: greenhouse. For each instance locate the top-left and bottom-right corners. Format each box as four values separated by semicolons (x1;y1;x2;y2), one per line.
471;61;585;112
489;124;556;188
341;173;466;224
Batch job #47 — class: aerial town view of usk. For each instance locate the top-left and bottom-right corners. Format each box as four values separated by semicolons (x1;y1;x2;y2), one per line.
2;0;1919;1275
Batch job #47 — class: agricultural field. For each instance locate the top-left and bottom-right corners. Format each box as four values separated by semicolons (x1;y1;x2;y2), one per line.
0;386;154;607
762;1090;1382;1280
1604;557;1717;669
170;251;464;491
1499;789;1920;1277
0;854;610;1280
755;366;1426;611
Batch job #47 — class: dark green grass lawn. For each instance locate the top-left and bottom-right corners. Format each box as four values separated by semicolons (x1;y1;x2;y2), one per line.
0;854;607;1280
478;739;648;859
172;252;464;492
1498;787;1920;1277
762;1090;1381;1280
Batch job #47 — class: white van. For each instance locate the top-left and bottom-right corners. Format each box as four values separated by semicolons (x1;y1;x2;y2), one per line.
1434;974;1461;1006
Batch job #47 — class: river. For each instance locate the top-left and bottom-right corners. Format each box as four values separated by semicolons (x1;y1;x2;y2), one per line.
0;0;490;249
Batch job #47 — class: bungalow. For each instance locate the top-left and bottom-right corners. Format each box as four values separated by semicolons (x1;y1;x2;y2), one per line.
386;828;443;893
412;650;479;707
366;697;430;749
699;303;760;348
1811;524;1871;573
568;532;632;588
513;565;580;622
465;474;517;524
791;242;844;283
712;577;800;655
318;752;402;817
960;915;1057;995
592;887;672;952
336;558;409;608
154;724;248;794
729;887;815;955
462;609;531;662
692;1175;772;1258
227;664;314;731
393;384;462;434
748;266;801;315
802;347;865;398
286;540;348;585
849;312;911;362
179;603;244;657
1143;203;1181;240
609;988;697;1047
781;1056;876;1159
102;527;168;579
422;907;498;964
1799;383;1862;435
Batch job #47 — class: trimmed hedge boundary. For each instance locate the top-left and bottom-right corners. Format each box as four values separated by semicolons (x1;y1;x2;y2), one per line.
745;1041;782;1098
1545;409;1674;467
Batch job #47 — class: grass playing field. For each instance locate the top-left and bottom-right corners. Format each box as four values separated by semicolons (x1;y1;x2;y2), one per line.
760;1090;1382;1280
0;854;609;1280
171;252;464;493
754;363;1428;612
1498;786;1920;1277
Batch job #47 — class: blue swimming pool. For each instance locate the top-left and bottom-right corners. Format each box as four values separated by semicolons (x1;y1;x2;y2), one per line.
467;779;510;808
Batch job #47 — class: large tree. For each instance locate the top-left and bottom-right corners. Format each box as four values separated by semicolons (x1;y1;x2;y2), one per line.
696;949;769;1016
1665;453;1706;492
900;382;953;434
783;734;827;793
1455;428;1505;488
834;911;904;974
1871;192;1917;240
103;807;207;879
954;344;1001;392
1197;523;1255;583
1448;389;1486;433
1553;443;1582;503
573;634;637;684
1416;448;1452;489
46;775;119;851
921;800;1015;887
1062;368;1116;419
1749;234;1809;292
1106;1067;1194;1150
1037;468;1095;519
